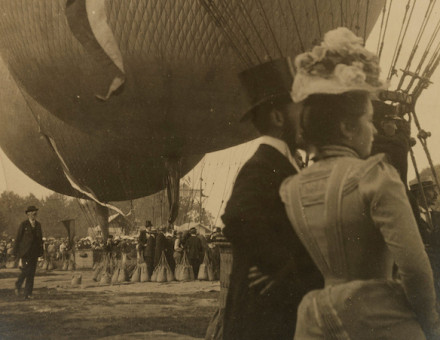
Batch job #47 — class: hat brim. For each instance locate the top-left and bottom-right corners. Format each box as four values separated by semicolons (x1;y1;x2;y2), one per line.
26;208;39;213
292;72;386;103
240;93;292;122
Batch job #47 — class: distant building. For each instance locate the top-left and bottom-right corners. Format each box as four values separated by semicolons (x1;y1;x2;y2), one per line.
174;222;211;236
87;212;131;238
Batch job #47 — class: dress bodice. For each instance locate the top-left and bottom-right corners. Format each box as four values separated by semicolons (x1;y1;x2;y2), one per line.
280;145;437;325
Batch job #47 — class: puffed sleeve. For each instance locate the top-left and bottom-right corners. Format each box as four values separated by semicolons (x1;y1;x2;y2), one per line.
359;160;439;332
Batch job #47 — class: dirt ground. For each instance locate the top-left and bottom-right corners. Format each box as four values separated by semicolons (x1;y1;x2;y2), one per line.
0;267;220;340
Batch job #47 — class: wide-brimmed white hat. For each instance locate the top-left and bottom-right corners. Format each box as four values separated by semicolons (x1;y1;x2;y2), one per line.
291;27;387;103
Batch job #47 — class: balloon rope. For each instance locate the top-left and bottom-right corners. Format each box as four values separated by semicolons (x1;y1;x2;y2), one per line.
199;0;252;66
312;0;322;38
411;110;440;191
329;0;336;28
397;0;438;91
339;0;345;26
412;13;440;76
413;42;440;99
287;0;305;52
349;0;361;34
218;0;262;64
255;0;283;57
377;0;392;60
409;144;434;231
235;0;273;60
387;0;416;80
363;0;370;45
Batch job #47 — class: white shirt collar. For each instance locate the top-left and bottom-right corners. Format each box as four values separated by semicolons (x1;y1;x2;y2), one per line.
260;136;301;172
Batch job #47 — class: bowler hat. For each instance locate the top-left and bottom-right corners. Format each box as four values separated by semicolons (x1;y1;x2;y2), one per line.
239;58;294;122
25;206;39;213
409;180;436;193
145;220;153;228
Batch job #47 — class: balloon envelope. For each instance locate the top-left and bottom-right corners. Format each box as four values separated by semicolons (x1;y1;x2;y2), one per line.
0;0;385;201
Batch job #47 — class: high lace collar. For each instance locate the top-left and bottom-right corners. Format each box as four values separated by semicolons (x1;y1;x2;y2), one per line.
315;145;360;160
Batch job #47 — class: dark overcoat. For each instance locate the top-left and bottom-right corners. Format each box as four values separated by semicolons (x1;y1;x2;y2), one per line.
13;220;44;259
185;235;203;261
222;144;323;340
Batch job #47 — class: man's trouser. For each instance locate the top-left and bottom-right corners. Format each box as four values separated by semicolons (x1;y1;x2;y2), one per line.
16;256;38;297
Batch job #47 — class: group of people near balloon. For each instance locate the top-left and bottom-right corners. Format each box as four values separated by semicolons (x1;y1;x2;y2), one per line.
217;27;440;339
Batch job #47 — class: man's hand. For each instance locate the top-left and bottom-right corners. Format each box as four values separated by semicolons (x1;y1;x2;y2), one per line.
248;266;275;295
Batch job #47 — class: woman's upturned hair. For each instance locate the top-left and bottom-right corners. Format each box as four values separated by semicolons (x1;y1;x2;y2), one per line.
301;91;370;147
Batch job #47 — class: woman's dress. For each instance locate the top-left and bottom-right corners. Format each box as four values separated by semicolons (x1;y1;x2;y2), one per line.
280;146;439;339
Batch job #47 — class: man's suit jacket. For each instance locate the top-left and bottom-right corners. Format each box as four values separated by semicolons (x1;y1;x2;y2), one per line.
222;144;323;340
13;220;44;259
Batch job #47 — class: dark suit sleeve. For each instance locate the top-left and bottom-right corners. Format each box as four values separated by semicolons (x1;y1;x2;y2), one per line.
13;223;24;257
38;223;44;257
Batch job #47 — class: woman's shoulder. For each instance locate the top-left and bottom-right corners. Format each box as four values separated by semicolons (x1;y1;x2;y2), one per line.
351;153;399;180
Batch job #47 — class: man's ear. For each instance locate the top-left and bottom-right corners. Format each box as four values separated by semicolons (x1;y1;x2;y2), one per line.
268;109;285;128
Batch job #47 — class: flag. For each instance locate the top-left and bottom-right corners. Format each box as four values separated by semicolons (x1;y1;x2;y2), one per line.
66;0;125;100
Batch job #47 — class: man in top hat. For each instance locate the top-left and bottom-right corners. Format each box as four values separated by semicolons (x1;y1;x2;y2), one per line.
221;58;323;340
410;179;439;245
143;220;156;277
185;227;204;278
410;178;440;301
13;206;44;300
371;101;411;185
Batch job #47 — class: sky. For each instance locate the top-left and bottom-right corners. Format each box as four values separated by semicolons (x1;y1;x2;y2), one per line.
1;0;440;224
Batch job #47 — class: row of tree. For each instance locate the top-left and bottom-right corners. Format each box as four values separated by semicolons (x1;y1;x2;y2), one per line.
0;187;215;239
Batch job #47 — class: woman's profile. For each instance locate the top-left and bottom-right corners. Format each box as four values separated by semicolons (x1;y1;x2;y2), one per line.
280;27;440;339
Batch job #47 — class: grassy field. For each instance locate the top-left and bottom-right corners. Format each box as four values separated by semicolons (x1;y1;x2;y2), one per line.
0;269;219;339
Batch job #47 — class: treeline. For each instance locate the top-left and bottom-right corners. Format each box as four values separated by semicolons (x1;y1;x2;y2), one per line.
0;191;91;238
0;189;215;239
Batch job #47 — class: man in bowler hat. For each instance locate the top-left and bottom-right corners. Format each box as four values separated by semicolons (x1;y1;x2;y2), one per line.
13;206;44;300
221;58;323;340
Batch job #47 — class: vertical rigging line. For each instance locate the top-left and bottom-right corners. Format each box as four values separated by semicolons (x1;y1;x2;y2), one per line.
414;41;440;97
236;0;273;61
399;0;438;91
378;0;392;60
313;0;322;38
414;14;440;75
199;0;252;66
329;0;336;28
349;0;361;33
218;0;262;64
276;0;291;52
255;0;283;58
339;0;344;26
376;0;387;56
387;0;415;80
287;0;305;52
363;0;370;45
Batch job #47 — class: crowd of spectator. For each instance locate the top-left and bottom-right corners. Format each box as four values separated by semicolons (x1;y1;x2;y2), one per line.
1;226;223;284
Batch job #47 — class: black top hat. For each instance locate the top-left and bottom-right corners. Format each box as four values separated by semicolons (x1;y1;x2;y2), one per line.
25;206;39;213
145;220;153;228
410;180;436;193
239;58;294;122
372;101;401;122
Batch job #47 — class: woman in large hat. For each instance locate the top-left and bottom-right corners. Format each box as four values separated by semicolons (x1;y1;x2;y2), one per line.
280;27;440;339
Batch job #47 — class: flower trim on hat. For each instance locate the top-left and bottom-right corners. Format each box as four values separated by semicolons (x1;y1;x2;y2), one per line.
292;27;387;103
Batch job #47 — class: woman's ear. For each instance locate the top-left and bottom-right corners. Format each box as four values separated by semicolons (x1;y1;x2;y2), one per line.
268;109;285;128
340;120;356;141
